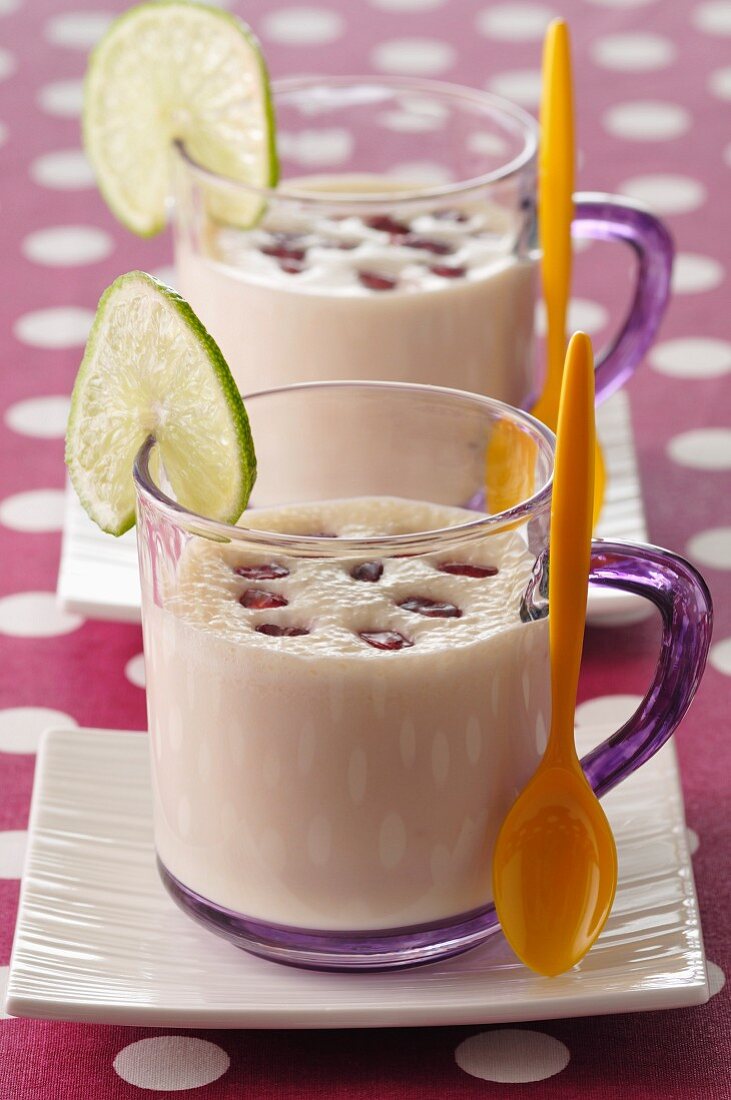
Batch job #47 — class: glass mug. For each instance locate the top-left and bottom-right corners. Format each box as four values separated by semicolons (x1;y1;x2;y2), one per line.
172;76;673;410
135;383;711;971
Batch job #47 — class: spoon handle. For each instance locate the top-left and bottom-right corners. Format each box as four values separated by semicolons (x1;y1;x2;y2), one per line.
546;332;595;765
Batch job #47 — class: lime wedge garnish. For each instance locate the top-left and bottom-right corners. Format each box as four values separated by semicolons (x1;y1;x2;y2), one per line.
83;1;278;236
66;271;256;536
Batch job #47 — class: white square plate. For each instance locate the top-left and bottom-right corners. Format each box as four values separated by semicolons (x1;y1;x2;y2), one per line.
6;725;707;1029
57;391;651;627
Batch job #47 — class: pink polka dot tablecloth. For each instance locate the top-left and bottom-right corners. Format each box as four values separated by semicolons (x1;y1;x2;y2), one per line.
0;0;730;1095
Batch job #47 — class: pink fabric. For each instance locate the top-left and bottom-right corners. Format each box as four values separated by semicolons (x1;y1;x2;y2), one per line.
0;0;729;1095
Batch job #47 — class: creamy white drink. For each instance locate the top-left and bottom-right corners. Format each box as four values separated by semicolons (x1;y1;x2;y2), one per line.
175;176;536;406
144;496;550;933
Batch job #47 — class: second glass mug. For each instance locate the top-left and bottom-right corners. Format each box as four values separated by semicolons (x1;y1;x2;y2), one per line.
172;75;673;409
135;382;711;971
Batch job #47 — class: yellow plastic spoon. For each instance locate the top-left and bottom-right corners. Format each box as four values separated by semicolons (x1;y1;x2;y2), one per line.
532;19;606;529
492;331;617;977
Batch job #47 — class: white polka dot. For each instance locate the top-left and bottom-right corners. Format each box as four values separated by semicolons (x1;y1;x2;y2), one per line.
13;307;93;349
476;4;555;41
620;174;706;216
535;711;548;752
125;653;146;689
672;253;725;295
4;396;70;438
278;128;352;168
369;0;445;8
604;101;690;142
0;47;16;80
261;8;344;46
0;0;22;15
0;831;27;878
667;429;731;471
431;730;450;785
378;110;444;133
45;11;113;48
0;121;7;147
0;593;83;637
467;131;509;158
371;38;455;76
455;1029;570;1083
585;0;659;6
113;1037;230;1090
687;527;731;570
22;226;113;267
30;149;95;190
650;337;731;379
725;143;731;169
0;707;77;754
686;827;700;854
536;299;608;337
709;636;731;675
488;70;542;108
575;694;643;729
387;161;452;185
379;812;407;868
693;2;731;35
0;489;65;532
709;66;731;100
0;965;11;1019
708;961;726;997
36;79;84;118
152;265;177;288
591;33;675;71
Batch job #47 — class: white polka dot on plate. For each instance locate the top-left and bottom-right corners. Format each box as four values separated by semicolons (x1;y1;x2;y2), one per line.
387;161;453;185
667;428;731;470
619;174;706;216
575;694;643;729
0;47;16;80
488;70;542;108
603;101;690;141
0;0;22;15
260;8;344;46
709;636;731;675
591;33;675;71
278;128;352;167
536;299;608;337
709;66;731;99
708;961;726;997
45;11;113;48
369;0;446;8
672;253;724;294
476;4;555;41
13;307;93;349
725;143;731;168
0;121;7;147
0;965;11;1019
455;1029;570;1083
467;131;509;158
125;653;146;689
4;396;70;438
371;38;455;76
0;831;27;878
30;149;95;190
0;707;78;753
378;109;444;133
0;489;65;532
693;2;731;35
22;226;113;267
0;593;83;637
687;527;731;570
113;1037;230;1090
686;827;700;854
36;79;84;118
152;265;177;288
650;337;731;379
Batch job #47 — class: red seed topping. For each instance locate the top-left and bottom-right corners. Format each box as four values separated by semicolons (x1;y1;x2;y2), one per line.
256;624;309;637
399;234;455;256
279;257;307;274
430;264;467;279
398;596;462;618
351;560;384;582
240;589;289;610
358;270;399;291
360;630;414;651
365;214;410;235
438;562;498;578
260;243;307;263
433;208;468;223
235;563;290;580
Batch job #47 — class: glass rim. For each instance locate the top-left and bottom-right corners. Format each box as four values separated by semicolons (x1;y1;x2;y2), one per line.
172;74;539;208
133;381;555;554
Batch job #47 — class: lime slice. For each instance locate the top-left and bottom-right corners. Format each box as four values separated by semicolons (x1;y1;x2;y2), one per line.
83;1;278;236
66;271;256;536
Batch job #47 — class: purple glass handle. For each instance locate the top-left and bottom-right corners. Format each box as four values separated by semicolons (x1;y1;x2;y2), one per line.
572;192;675;404
580;539;712;797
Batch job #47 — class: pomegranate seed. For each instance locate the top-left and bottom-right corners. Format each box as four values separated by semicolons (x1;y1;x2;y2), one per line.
430;264;467;279
400;234;454;256
279;257;307;274
351;560;384;582
235;563;290;580
358;270;398;291
256;623;309;637
365;214;410;235
240;589;289;610
398;596;462;618
433;208;468;223
438;562;498;578
360;630;413;651
260;243;307;263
